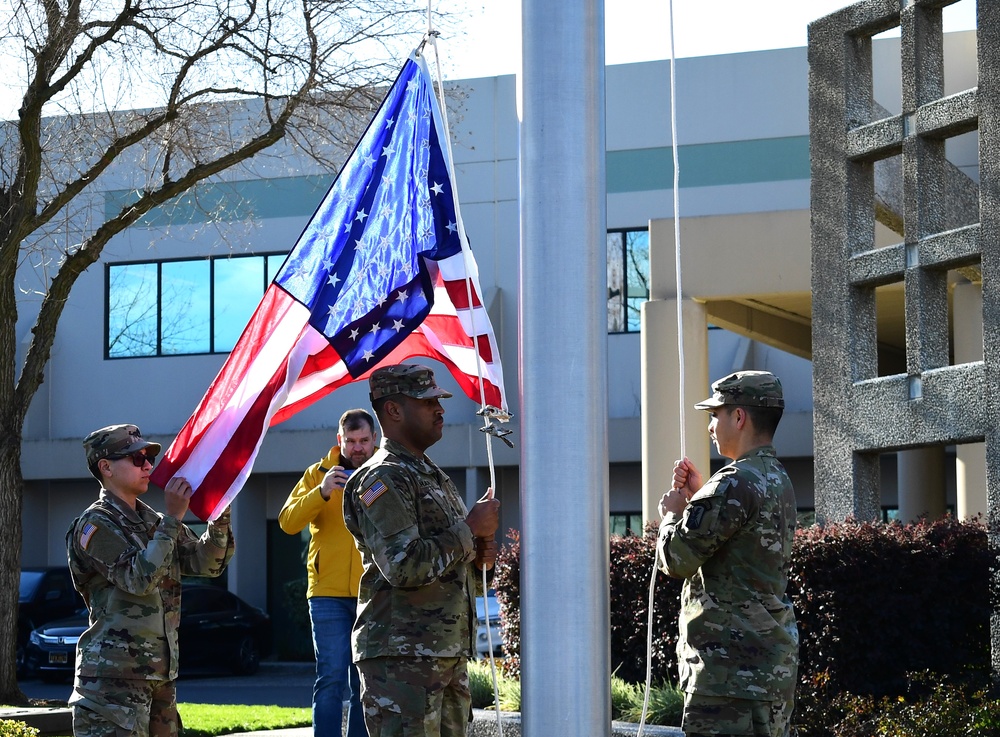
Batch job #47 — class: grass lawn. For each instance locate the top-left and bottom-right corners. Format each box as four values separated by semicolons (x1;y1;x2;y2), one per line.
2;703;310;737
178;703;311;737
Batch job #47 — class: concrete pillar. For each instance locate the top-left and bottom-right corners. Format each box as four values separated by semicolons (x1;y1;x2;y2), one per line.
958;445;987;520
640;297;711;524
954;281;987;519
228;485;268;609
896;446;947;522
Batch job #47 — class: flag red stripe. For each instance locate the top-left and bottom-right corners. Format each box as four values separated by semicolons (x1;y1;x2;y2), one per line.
442;278;482;310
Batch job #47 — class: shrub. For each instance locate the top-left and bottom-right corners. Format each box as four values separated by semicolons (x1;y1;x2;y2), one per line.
492;516;998;736
496;673;521;712
619;681;684;727
493;526;682;684
609;525;682;685
829;671;1000;737
492;530;521;680
468;659;503;709
790;517;994;736
0;722;38;737
610;675;640;721
282;578;310;631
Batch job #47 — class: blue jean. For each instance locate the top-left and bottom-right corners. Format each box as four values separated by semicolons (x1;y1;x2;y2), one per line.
309;597;366;737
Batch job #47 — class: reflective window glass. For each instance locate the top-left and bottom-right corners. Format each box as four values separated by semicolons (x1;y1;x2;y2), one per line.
214;256;265;353
607;232;625;333
267;254;288;282
625;230;650;332
161;260;211;355
607;228;649;333
108;263;158;357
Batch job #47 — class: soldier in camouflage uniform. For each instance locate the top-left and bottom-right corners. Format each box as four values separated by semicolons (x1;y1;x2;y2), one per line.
67;424;235;737
342;364;500;737
656;371;798;737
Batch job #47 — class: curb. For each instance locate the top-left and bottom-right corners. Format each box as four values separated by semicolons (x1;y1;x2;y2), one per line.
0;707;72;735
470;709;684;736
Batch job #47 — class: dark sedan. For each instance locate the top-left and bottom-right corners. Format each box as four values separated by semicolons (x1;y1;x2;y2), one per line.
24;583;272;682
18;567;85;675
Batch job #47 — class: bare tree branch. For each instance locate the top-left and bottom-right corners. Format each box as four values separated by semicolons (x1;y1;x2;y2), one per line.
0;0;444;702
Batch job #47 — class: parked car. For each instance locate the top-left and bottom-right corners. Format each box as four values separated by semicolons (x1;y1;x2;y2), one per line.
475;590;503;659
18;567;85;675
23;583;272;682
22;611;86;682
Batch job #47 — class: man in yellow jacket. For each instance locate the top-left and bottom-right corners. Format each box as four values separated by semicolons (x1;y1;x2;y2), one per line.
280;408;377;737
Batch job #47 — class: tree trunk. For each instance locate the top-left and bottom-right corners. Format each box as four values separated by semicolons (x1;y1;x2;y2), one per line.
0;430;27;704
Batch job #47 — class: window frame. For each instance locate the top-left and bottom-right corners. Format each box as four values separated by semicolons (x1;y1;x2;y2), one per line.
104;251;289;359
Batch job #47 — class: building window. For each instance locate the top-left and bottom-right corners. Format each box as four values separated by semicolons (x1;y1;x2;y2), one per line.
610;512;644;537
106;253;287;358
607;228;649;333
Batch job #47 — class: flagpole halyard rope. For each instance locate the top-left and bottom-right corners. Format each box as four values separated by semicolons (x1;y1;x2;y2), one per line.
671;14;686;464
421;18;506;734
638;1;684;734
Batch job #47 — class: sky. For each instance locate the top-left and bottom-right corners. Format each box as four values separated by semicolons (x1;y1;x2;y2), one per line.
438;0;978;79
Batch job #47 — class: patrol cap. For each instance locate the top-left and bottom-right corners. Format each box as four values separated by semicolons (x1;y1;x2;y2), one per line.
369;364;454;402
694;370;784;410
83;424;161;467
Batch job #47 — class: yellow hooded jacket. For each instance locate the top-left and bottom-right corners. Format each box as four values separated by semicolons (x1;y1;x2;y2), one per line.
278;446;363;598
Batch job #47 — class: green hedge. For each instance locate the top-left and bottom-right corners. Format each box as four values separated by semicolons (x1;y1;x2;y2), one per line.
494;527;683;685
492;517;998;736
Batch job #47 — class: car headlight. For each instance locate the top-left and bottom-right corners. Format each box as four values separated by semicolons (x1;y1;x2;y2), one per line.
29;631;41;646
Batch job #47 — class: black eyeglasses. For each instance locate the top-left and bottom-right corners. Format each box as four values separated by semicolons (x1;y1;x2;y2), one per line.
109;451;156;468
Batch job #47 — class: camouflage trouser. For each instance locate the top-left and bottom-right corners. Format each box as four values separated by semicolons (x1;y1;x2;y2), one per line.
682;692;793;737
70;676;178;737
357;656;471;737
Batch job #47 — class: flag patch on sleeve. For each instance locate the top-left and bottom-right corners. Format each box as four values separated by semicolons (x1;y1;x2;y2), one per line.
361;480;388;507
80;522;97;549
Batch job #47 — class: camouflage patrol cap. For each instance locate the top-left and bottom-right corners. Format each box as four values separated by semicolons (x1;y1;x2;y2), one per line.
369;364;453;402
694;370;784;410
83;424;161;467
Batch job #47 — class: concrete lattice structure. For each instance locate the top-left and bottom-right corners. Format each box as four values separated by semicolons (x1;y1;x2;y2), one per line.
809;0;998;660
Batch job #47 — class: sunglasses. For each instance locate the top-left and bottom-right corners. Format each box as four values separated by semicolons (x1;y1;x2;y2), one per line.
109;451;156;468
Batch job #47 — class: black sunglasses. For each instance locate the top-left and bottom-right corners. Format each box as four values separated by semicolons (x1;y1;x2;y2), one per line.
109;451;156;468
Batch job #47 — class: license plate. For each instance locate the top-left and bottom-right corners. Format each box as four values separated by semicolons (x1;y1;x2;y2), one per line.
49;652;68;664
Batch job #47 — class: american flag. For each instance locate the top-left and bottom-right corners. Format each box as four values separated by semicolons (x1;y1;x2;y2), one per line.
150;52;507;520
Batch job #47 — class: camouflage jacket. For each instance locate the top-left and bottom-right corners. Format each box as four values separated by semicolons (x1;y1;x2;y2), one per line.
342;438;481;660
66;490;235;680
656;445;798;700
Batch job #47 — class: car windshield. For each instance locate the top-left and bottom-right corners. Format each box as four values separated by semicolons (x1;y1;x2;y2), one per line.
19;571;45;599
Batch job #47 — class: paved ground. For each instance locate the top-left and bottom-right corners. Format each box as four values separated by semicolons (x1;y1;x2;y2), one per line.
18;661;315;708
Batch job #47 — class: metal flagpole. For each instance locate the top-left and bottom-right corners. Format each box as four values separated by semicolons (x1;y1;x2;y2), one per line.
519;0;610;733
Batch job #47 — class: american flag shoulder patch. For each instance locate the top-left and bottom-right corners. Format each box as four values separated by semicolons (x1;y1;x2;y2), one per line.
361;480;388;507
80;522;98;549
